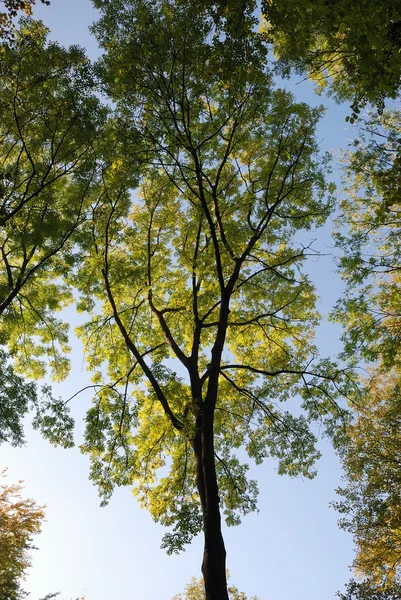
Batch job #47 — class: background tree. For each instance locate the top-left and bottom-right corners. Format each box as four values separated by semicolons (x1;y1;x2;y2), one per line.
0;0;50;41
0;19;104;446
337;579;401;600
332;110;401;584
0;470;45;600
334;109;401;368
71;2;351;598
333;372;401;584
172;574;259;600
261;0;401;117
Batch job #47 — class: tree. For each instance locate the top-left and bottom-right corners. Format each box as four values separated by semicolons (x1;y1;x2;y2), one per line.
337;579;401;600
72;1;350;598
0;470;45;600
333;372;401;584
332;110;401;584
0;19;104;446
0;1;50;41
0;350;58;446
172;574;259;600
334;109;401;369
261;0;401;116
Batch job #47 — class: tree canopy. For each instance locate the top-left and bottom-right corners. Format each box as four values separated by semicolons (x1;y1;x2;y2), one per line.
337;579;401;600
332;109;401;585
0;471;45;600
262;0;401;116
66;1;352;597
333;372;401;585
2;2;401;599
0;19;104;447
334;110;401;369
0;0;50;41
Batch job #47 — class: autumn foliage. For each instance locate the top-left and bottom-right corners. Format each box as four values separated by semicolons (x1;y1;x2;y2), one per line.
0;471;45;600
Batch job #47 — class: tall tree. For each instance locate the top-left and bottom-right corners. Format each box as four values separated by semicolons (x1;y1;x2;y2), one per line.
333;372;401;584
0;470;45;600
262;0;401;117
332;110;401;584
0;19;104;446
74;1;350;598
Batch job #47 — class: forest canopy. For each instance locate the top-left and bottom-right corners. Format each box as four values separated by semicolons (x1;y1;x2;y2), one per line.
1;0;401;599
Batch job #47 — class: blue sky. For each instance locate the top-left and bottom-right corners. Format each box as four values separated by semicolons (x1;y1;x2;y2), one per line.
0;1;358;598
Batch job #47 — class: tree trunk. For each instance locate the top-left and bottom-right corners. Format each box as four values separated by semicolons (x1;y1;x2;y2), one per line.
194;414;229;600
201;489;229;600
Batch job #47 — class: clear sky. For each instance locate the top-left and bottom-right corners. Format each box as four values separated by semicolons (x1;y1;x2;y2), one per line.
0;1;357;599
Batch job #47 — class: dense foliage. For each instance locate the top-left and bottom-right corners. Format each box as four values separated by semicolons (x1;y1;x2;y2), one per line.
262;0;401;116
337;579;401;600
332;110;401;584
60;1;356;597
0;20;104;446
0;0;49;40
0;471;45;600
333;372;401;584
334;111;401;368
2;1;401;598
